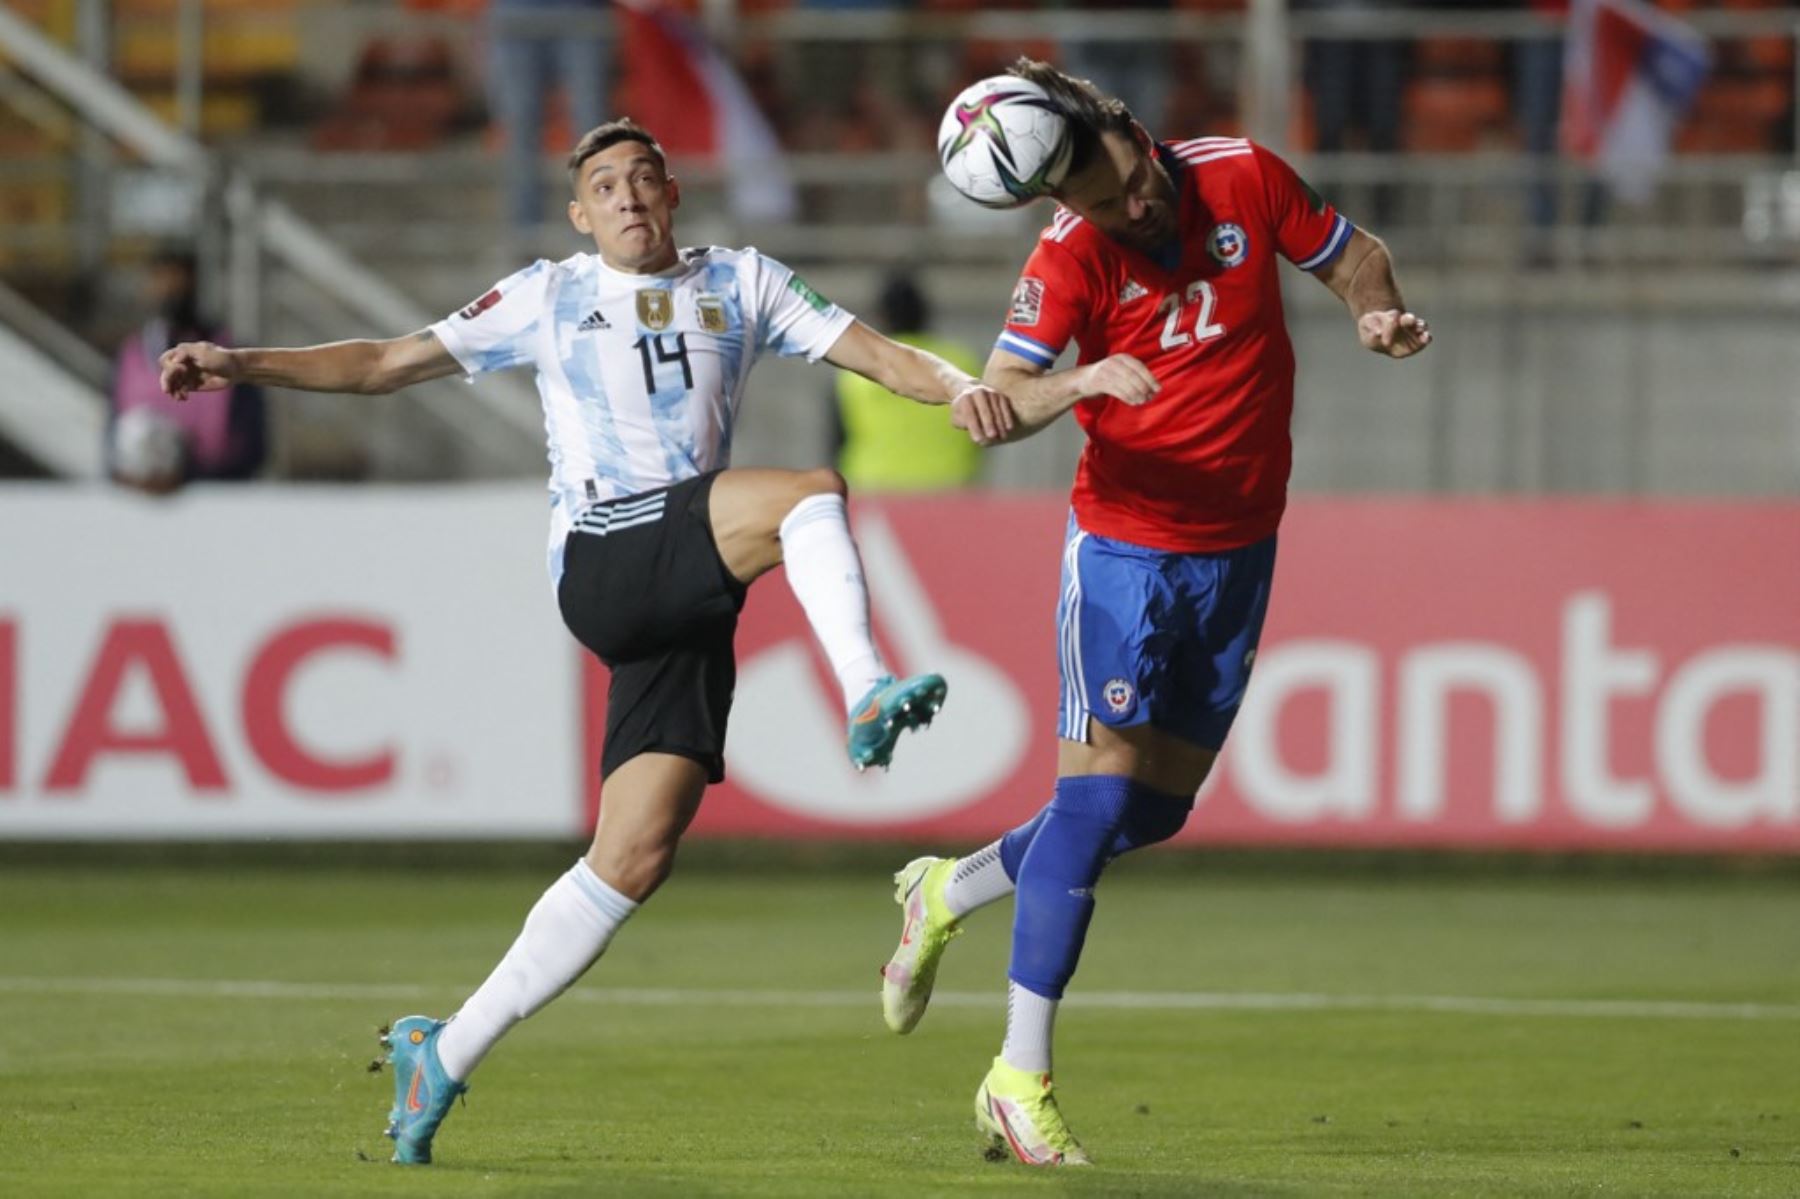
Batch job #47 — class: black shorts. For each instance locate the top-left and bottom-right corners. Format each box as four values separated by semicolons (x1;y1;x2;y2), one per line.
557;471;747;784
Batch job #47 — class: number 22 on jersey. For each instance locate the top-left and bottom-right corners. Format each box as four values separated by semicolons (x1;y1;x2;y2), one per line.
1157;280;1224;352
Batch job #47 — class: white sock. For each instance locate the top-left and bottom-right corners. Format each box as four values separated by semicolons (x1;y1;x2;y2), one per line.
778;493;887;712
434;860;637;1082
1002;980;1057;1075
942;841;1015;919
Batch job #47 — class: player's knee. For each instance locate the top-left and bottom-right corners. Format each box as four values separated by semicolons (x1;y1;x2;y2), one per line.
589;841;677;903
799;467;847;500
772;469;848;545
1118;784;1193;851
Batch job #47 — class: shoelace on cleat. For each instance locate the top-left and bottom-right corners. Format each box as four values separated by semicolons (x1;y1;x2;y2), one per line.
1016;1088;1082;1157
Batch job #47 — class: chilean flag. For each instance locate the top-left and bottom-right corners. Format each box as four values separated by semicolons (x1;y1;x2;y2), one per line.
616;0;798;224
1562;0;1710;204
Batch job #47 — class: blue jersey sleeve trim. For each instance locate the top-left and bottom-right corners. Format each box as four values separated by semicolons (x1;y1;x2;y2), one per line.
1296;214;1353;272
996;330;1059;368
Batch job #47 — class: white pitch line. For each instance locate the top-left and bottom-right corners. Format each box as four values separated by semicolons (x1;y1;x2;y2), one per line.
0;976;1794;1022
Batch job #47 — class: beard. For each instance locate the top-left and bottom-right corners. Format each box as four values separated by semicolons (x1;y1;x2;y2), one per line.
1114;207;1176;253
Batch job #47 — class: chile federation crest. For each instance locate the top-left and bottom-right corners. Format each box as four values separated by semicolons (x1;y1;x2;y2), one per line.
1207;223;1249;268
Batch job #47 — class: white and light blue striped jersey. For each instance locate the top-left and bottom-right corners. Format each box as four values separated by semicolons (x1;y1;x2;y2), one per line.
429;245;856;579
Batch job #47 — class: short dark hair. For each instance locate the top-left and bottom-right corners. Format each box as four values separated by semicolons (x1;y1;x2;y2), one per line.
567;118;667;188
1005;58;1136;181
149;244;198;276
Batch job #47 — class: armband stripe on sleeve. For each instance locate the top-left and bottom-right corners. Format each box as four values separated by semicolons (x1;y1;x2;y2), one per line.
1296;214;1354;271
996;330;1059;368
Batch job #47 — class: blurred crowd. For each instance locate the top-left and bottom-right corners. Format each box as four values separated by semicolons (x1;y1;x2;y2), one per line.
19;0;1791;196
289;0;1794;233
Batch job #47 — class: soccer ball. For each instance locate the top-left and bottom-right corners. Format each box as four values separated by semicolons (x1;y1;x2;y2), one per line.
937;76;1074;210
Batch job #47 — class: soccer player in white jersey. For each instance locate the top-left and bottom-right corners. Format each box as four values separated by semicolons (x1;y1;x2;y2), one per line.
159;117;1016;1166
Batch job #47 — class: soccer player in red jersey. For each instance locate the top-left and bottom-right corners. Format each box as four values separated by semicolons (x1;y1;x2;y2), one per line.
879;61;1432;1165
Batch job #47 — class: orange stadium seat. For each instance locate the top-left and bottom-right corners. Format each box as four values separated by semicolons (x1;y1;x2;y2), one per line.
1404;77;1510;154
310;38;465;153
98;0;304;136
1741;36;1795;72
1414;37;1504;76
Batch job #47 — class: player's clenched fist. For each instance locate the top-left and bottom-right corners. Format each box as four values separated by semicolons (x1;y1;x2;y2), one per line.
1357;310;1432;359
159;341;240;401
950;383;1018;446
1079;353;1160;406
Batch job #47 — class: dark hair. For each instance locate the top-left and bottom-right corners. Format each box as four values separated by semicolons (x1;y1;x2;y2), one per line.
149;244;198;275
1005;58;1135;180
567;118;667;187
877;273;927;333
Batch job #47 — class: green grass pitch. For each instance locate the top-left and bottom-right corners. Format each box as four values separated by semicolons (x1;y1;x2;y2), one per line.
1;856;1796;1196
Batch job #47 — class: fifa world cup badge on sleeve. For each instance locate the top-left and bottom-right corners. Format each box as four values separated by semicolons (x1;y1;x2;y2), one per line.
1009;278;1045;327
787;275;832;313
457;288;501;320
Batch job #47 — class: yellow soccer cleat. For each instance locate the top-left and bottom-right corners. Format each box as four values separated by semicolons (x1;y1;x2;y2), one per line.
974;1056;1091;1167
880;856;962;1034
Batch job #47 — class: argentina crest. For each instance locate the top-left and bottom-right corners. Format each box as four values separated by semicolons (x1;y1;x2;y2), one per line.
636;288;673;331
696;294;728;334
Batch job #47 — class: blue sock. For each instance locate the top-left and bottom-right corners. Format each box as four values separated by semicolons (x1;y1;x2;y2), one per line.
998;807;1049;881
1107;785;1193;858
1008;775;1135;1000
999;783;1193;882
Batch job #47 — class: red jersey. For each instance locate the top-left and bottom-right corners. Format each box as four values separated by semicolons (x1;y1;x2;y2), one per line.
996;137;1351;553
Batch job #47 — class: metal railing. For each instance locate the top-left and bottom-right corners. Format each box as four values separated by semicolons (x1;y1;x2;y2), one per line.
0;3;547;479
10;3;1797;275
149;2;1800;280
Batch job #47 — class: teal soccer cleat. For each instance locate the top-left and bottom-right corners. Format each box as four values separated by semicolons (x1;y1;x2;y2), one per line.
847;673;948;771
376;1015;466;1165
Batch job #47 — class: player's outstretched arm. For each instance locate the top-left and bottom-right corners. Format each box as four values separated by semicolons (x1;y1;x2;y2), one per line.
981;348;1159;444
823;319;1016;444
159;329;464;401
1313;229;1432;360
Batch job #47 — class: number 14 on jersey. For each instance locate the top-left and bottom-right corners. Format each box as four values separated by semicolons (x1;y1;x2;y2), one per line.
633;333;693;393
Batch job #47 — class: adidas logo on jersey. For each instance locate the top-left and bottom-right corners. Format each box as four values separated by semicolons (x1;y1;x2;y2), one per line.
578;310;610;331
1119;280;1149;304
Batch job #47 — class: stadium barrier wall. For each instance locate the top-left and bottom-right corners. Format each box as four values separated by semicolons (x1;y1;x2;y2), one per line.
3;486;1796;851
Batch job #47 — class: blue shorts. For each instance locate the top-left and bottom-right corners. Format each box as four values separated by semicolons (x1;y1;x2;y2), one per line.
1056;513;1276;750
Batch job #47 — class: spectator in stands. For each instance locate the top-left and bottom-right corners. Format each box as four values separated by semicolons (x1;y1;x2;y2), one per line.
489;0;612;236
1514;0;1606;261
107;249;266;493
831;273;982;491
1299;0;1409;226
